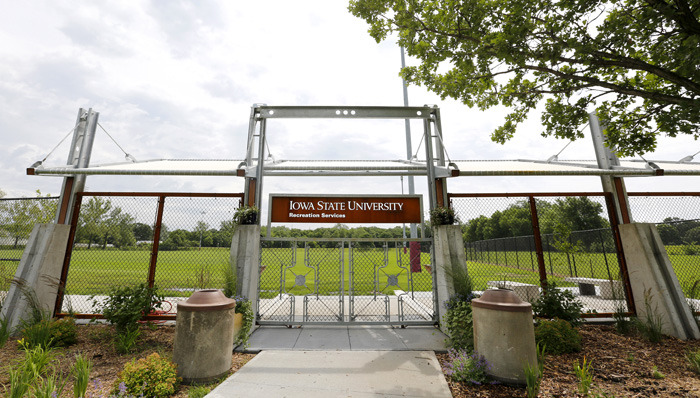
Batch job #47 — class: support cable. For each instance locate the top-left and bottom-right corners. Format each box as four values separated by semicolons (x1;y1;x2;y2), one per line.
546;122;589;162
97;122;137;162
30;127;75;168
679;149;700;163
430;117;453;164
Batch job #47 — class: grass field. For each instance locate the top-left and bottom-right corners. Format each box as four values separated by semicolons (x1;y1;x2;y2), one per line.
466;248;700;297
2;243;697;313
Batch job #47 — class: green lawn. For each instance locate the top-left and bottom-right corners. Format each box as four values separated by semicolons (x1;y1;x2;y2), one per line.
2;244;697;304
466;248;700;297
258;247;434;299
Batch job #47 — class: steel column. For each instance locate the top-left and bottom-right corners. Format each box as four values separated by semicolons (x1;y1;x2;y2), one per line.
55;109;99;224
590;112;632;224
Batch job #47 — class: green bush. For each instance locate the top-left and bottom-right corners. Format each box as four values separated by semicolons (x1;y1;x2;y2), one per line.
94;284;164;334
114;353;179;398
535;318;581;354
20;319;53;349
234;297;254;348
687;349;700;375
443;294;477;350
48;317;77;347
532;283;583;327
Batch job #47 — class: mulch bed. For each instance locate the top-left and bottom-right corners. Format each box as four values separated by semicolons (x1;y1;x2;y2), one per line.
437;324;700;397
1;323;699;397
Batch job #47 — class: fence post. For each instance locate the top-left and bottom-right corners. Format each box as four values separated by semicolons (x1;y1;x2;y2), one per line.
528;196;548;287
147;196;166;289
53;194;83;316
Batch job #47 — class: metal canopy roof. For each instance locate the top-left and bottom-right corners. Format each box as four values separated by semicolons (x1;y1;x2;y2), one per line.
27;158;700;177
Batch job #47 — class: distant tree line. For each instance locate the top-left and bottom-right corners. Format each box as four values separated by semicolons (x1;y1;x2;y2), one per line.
0;190;57;247
461;197;611;253
656;218;700;246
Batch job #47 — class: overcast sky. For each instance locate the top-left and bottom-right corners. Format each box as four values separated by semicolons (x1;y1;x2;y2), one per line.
1;1;697;213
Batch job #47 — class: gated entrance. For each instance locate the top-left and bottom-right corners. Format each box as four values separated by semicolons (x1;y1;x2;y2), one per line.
257;238;435;325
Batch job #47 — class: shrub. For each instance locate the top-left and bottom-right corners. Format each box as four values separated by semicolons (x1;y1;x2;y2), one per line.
234;296;254;348
532;282;583;327
443;293;477;350
49;317;77;347
94;284;164;334
535;318;581;354
114;353;179;398
20;319;54;349
687;349;700;374
443;348;490;384
430;206;456;226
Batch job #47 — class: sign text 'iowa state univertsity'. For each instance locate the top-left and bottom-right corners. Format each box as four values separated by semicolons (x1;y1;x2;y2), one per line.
270;195;422;224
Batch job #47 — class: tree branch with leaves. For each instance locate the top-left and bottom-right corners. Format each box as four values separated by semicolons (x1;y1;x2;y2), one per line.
349;0;700;156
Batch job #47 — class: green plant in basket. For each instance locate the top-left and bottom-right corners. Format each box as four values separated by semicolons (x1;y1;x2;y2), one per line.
233;206;259;225
430;206;456;226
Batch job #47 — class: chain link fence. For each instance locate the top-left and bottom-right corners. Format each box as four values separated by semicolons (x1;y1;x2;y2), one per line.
451;193;627;316
628;193;700;314
0;196;59;308
58;193;242;316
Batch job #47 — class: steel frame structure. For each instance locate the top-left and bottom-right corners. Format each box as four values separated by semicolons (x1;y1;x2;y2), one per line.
242;105;451;212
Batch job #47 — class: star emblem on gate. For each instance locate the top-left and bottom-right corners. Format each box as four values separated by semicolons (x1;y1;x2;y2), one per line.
387;274;399;287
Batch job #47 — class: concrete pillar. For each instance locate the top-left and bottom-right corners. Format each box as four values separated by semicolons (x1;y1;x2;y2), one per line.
229;224;261;322
0;224;70;332
619;223;700;340
433;224;470;332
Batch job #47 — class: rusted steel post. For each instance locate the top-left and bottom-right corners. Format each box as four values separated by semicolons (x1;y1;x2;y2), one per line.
528;196;548;287
148;195;166;289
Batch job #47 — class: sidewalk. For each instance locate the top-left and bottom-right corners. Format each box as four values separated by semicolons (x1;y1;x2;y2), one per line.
241;325;448;352
206;325;452;397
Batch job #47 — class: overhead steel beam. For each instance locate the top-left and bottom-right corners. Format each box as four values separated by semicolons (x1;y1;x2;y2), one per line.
255;105;435;119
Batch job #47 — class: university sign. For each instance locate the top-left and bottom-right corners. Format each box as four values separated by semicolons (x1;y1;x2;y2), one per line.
269;194;423;224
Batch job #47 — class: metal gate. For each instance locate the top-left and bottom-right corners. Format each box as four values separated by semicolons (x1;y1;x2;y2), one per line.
257;238;436;325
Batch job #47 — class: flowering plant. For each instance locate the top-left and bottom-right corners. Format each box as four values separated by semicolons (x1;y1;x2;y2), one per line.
443;349;491;384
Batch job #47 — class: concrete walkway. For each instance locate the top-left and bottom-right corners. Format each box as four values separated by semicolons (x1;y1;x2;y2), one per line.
242;325;448;352
207;326;452;397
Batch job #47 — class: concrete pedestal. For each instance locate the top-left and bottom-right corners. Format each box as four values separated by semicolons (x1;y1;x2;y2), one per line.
173;290;237;384
472;289;537;385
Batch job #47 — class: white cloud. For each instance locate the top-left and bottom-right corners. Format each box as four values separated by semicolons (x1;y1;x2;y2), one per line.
0;0;695;204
